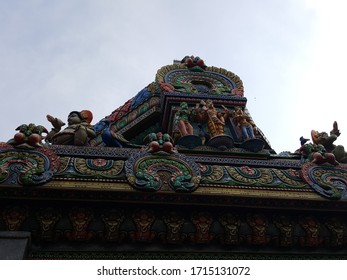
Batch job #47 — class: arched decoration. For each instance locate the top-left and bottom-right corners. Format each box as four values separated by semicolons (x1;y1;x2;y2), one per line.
125;151;201;192
301;162;347;200
0;143;59;186
165;70;235;95
155;64;244;95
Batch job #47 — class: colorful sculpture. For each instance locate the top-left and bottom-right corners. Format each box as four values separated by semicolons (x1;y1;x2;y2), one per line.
181;55;207;71
173;102;194;137
299;216;323;247
311;121;347;163
231;107;257;140
299;141;338;165
8;123;48;148
144;132;174;153
130;209;156;242
45;110;96;146
93;118;129;147
193;99;226;137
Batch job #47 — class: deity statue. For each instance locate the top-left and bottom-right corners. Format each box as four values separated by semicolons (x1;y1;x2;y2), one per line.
192;99;225;137
311;121;347;163
173;102;194;138
45;110;96;146
231;107;257;141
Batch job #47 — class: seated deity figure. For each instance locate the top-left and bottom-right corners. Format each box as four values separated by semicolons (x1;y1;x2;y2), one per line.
45;110;96;146
310;121;347;163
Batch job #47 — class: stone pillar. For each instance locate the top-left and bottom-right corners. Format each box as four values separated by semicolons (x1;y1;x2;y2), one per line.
0;231;31;260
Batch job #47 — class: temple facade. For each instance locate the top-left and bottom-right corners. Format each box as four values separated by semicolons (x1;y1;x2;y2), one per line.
1;56;347;259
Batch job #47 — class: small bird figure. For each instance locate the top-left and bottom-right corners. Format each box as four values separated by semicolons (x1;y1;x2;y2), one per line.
300;136;310;146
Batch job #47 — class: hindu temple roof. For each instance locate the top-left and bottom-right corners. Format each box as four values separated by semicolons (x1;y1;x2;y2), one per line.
1;56;347;259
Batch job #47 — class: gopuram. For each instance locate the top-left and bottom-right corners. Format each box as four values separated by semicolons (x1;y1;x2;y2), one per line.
1;56;347;259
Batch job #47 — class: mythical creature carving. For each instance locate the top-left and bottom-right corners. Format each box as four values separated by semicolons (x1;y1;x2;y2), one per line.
130;209;156;242
2;206;28;231
100;210;126;242
219;213;242;245
35;208;62;242
299;216;323;247
325;217;346;247
246;214;270;245
65;208;94;241
160;211;186;244
273;215;295;247
190;212;214;244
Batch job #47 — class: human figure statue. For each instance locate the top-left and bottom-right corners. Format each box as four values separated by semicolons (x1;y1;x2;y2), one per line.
231;107;257;141
193;99;225;137
311;121;347;163
174;102;194;137
45;110;96;146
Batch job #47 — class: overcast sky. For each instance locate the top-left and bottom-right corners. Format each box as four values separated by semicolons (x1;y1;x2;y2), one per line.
1;0;346;154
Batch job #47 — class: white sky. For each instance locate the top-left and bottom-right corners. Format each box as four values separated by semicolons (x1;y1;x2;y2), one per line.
1;0;347;153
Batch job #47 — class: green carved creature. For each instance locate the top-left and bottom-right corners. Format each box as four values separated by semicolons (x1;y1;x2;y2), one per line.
311;121;347;163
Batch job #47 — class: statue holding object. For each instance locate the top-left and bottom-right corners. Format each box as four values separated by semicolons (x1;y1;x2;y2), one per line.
172;102;203;149
310;121;347;163
173;102;194;138
231;106;257;141
45;110;96;146
192;99;226;138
